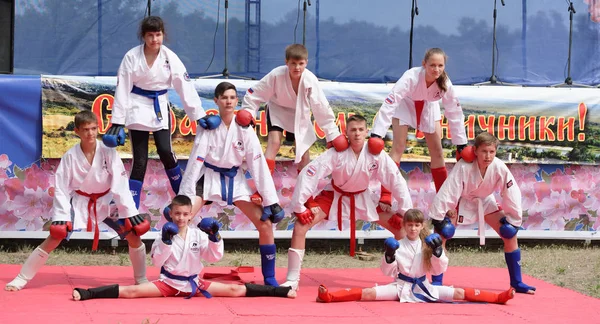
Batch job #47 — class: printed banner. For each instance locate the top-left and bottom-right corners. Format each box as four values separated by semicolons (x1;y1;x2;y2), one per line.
1;155;598;234
41;76;600;164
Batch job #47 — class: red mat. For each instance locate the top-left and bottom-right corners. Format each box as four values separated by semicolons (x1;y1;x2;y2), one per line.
1;264;598;324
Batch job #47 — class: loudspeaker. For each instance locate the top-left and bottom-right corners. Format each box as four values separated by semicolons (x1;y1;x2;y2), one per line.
0;0;14;74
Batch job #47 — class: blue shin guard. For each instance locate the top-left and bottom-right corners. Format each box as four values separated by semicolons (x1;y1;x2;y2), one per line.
259;244;279;287
165;165;182;194
505;249;536;293
431;273;444;286
129;179;143;209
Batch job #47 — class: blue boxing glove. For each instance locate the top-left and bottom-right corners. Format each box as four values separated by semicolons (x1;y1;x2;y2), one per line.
198;115;222;130
431;217;456;239
199;217;222;243
261;203;285;223
102;124;126;147
384;237;400;264
163;206;173;222
425;233;444;258
161;222;179;245
499;217;519;239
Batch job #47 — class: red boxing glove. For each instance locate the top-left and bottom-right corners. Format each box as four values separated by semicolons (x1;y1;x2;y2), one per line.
387;213;403;231
456;145;476;163
368;136;385;155
250;192;263;206
376;186;392;213
235;109;255;127
294;208;314;225
50;221;73;240
124;215;151;236
330;134;349;152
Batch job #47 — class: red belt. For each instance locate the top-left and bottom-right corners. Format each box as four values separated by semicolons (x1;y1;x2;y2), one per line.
332;181;366;257
75;189;110;251
415;100;425;138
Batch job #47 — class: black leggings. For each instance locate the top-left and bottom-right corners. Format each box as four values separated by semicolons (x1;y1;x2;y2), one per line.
129;129;177;182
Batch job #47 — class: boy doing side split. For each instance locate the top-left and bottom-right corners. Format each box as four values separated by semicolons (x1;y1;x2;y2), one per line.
317;209;515;304
429;132;536;294
282;115;413;290
5;111;150;291
179;82;284;287
72;195;295;301
103;16;209;207
238;44;348;173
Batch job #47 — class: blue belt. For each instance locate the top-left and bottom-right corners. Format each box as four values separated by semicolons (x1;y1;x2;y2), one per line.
397;273;437;303
160;267;211;299
131;85;168;121
204;162;239;205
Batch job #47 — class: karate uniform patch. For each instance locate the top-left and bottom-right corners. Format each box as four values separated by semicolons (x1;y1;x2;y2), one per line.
233;140;244;152
507;180;513;189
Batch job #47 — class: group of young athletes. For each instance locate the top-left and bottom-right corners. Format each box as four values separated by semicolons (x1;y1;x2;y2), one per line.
5;16;535;305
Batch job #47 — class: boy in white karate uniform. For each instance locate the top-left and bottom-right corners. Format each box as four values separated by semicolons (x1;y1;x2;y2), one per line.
283;115;413;290
237;44;349;173
72;195;295;300
179;82;285;287
6;110;150;291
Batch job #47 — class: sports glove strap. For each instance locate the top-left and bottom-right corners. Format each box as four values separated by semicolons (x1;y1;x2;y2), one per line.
204;162;239;205
160;267;212;299
131;86;168;121
397;273;437;303
332;180;366;257
75;189;110;251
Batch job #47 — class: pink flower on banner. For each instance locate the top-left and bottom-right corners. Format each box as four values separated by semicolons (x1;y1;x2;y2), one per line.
0;169;8;185
583;190;600;214
533;181;551;202
146;159;165;177
0;208;20;231
278;186;294;208
24;164;51;191
229;211;256;231
40;159;59;172
529;191;572;230
0;154;12;170
11;187;52;230
4;178;25;200
549;168;572;193
509;164;539;183
272;173;284;191
524;212;546;230
568;166;599;191
593;216;600;231
410;188;436;218
407;167;433;192
311;217;337;230
513;180;536;211
142;175;174;212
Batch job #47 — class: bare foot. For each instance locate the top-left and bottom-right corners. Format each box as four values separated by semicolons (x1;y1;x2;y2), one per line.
4;285;19;292
72;289;81;301
287;289;297;298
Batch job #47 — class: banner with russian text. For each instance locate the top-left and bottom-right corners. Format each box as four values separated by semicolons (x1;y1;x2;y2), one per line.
41;76;600;164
